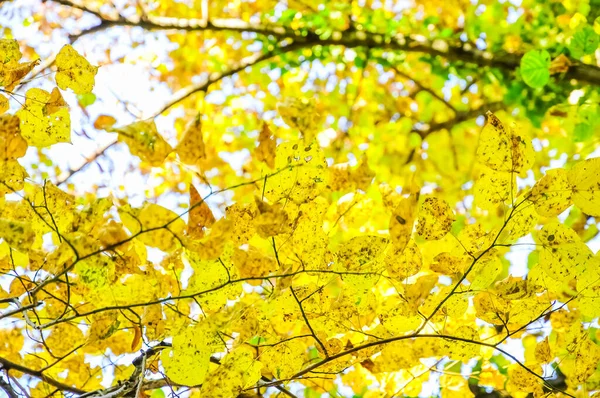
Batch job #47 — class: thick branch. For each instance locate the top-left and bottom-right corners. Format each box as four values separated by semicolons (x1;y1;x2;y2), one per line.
47;0;600;86
48;0;291;40
0;377;18;398
0;356;87;395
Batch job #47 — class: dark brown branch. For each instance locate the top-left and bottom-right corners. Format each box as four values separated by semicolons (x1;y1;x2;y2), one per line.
412;101;504;139
45;0;600;86
391;65;457;113
48;0;291;41
0;299;41;321
55;141;117;186
0;377;18;398
0;356;87;395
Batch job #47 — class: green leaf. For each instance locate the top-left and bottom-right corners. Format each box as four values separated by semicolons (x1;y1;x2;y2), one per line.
354;56;366;68
491;354;511;375
573;122;593;142
569;26;599;58
77;92;96;107
520;50;551;88
150;390;166;398
527;250;539;270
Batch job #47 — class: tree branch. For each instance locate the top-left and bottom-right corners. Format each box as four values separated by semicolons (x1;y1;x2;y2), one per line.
45;0;600;86
55;141;117;186
412;101;504;139
0;377;18;398
0;356;87;395
391;65;457;114
154;40;308;115
272;333;572;397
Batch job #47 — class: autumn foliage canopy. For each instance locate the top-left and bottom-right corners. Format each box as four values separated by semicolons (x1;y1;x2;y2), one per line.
1;1;600;397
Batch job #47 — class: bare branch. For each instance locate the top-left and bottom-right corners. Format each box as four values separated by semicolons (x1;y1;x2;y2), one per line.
390;65;457;114
154;40;308;116
55;141;117;186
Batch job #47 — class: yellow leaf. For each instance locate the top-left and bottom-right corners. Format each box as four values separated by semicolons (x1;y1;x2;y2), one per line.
119;203;185;252
225;202;257;245
378;300;421;333
347;155;375;192
374;340;428;372
430;252;470;275
253;196;289;238
75;255;114;289
254;122;276;168
0;94;8;114
264;140;328;203
16;88;70;147
175;115;206;165
93;114;117;130
575;258;600;318
0;160;27;196
537;222;591;282
507;364;541;393
161;323;223;387
30;181;75;239
187;184;215;238
439;373;473;398
507;297;550;327
233;245;278;280
421;286;469;321
457;223;495;255
277;97;323;142
112;120;173;166
55;44;98;94
473;292;510;325
290;198;329;271
45;87;68;115
474;167;515;210
501;198;538;241
0;60;39;91
0;39;22;67
442;325;480;362
131;325;142;351
0;115;28;160
567;157;600;216
416;196;455;240
337;235;388;271
198;346;262;397
530;168;573;216
495;276;531;300
405;274;438;308
260;340;306;379
467;250;502;290
571;337;600;383
476;111;534;173
46;323;84;356
185;246;241;311
534;337;552;364
385;239;422;280
389;194;417;252
0;218;35;251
